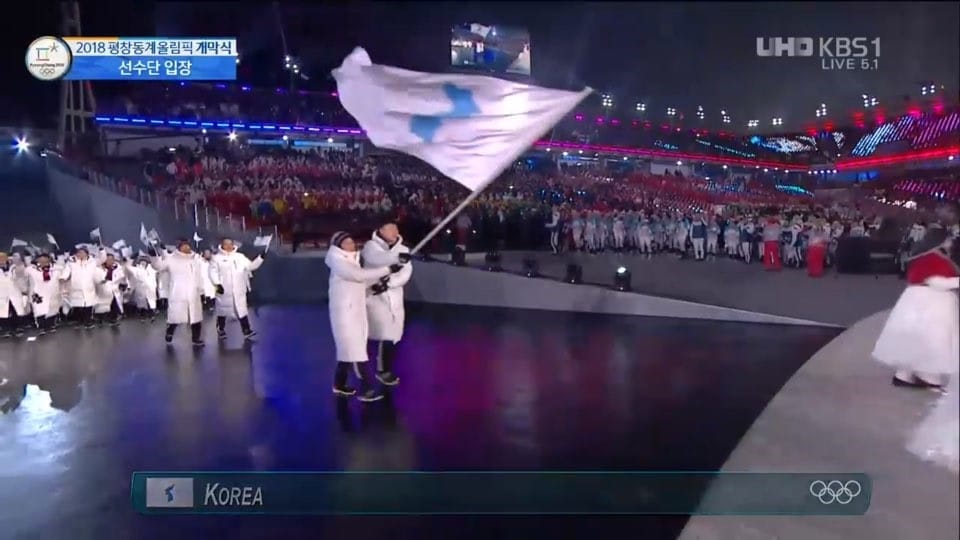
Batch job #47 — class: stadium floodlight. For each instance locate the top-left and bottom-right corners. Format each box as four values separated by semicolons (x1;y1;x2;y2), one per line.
921;84;937;96
227;131;238;142
771;117;783;126
613;266;631;292
326;137;334;143
815;103;828;118
721;110;731;124
282;134;289;141
601;94;614;108
636;102;646;112
696;106;705;120
14;137;29;152
862;94;878;108
676;160;682;166
747;119;759;128
666;107;677;117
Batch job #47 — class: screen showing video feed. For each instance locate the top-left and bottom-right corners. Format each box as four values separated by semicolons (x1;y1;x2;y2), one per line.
451;23;531;76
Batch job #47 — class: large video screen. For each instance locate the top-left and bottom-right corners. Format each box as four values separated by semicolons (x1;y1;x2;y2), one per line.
451;23;531;76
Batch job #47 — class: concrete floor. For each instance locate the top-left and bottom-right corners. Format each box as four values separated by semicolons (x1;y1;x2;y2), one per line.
681;309;960;540
0;304;838;540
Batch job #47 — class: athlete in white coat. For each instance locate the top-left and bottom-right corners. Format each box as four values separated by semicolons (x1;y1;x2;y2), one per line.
124;257;158;319
94;253;127;326
361;224;413;386
198;249;217;310
60;247;101;329
0;252;29;338
25;253;64;335
325;231;402;402
151;240;206;347
612;212;626;251
209;238;264;341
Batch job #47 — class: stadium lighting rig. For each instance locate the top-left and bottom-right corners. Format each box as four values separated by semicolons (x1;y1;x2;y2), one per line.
815;103;828;118
666;107;677;117
747;119;759;129
601;94;614;109
920;84;938;96
861;94;879;108
721;110;731;124
696;106;705;120
635;102;646;113
771;117;783;126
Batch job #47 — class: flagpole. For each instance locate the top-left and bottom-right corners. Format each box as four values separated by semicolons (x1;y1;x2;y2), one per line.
410;189;484;255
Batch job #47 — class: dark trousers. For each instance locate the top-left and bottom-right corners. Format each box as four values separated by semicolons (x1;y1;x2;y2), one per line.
73;306;94;326
375;340;398;373
166;322;202;342
1;307;22;334
157;298;168;311
36;315;55;331
335;361;376;391
216;316;252;334
95;300;122;324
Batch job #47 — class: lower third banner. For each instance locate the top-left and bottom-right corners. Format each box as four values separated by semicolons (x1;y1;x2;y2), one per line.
131;471;871;515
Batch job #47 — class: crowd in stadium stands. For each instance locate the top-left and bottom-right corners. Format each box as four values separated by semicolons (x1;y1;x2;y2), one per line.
80;142;958;279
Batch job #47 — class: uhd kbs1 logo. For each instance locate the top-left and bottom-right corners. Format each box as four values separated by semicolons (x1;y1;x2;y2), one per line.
756;37;880;71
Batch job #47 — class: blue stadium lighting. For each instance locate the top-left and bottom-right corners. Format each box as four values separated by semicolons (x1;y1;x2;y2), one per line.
94;116;363;135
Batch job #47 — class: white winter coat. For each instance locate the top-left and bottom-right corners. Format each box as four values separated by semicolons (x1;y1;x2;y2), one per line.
198;258;217;298
94;263;126;314
361;233;412;342
25;264;65;318
209;249;263;320
0;262;28;318
157;266;171;300
325;246;392;363
151;252;204;325
124;261;158;310
60;257;101;308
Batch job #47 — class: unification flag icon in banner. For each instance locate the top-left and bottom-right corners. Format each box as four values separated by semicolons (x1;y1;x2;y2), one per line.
333;47;592;193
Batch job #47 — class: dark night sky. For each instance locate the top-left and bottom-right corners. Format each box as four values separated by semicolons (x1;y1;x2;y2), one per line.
3;1;958;131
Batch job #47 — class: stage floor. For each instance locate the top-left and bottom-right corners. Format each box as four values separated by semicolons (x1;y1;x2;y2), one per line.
0;305;839;540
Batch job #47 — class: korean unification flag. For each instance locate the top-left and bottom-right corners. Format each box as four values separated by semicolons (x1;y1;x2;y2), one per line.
333;47;592;192
145;477;194;508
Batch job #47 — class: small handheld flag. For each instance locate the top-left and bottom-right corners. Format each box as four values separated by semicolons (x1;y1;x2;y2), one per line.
112;239;127;251
89;228;102;242
193;232;203;244
253;235;273;252
46;233;59;247
10;238;28;250
139;223;150;246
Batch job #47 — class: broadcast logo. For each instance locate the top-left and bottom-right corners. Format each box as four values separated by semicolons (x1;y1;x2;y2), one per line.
809;479;862;505
756;37;880;71
145;477;195;508
25;36;73;81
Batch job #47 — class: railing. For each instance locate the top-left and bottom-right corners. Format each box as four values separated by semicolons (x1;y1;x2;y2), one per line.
50;156;282;250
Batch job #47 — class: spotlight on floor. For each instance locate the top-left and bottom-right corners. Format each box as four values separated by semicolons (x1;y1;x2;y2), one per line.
565;263;583;284
523;257;540;277
451;248;467;266
485;251;502;272
614;266;631;291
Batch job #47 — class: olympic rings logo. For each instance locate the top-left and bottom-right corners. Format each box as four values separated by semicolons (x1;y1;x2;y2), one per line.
39;67;57;76
809;480;862;505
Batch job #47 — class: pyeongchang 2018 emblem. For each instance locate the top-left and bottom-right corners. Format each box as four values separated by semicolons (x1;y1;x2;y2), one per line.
26;36;73;81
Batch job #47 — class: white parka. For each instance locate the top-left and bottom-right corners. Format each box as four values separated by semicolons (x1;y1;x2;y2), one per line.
60;257;101;308
124;261;158;310
325;245;392;363
94;263;126;314
0;261;28;318
25;263;66;318
361;232;412;342
209;249;264;319
151;251;204;325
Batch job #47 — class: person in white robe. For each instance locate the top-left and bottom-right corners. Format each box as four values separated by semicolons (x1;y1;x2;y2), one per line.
156;248;171;312
325;231;402;402
93;253;126;326
124;256;158;319
151;240;205;347
361;223;413;386
0;251;29;338
873;228;959;388
60;247;100;329
209;238;264;341
25;253;63;335
198;249;217;310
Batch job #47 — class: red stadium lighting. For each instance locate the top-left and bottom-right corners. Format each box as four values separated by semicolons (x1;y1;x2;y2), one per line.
611;119;620;125
596;117;604;124
631;120;639;127
837;146;960;170
823;121;834;130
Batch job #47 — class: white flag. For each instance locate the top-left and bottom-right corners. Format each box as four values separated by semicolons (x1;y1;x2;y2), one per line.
148;229;160;243
89;228;102;241
253;235;273;251
193;232;203;243
120;246;133;259
46;233;59;247
139;223;150;246
10;238;28;249
112;239;127;250
333;47;591;192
